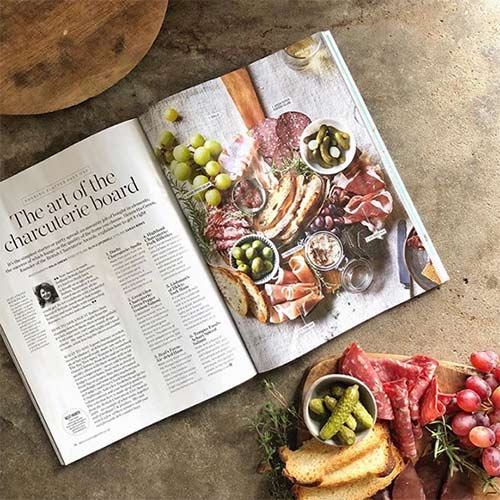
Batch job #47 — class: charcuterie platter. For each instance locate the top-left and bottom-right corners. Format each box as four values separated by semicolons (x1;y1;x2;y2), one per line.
253;344;500;499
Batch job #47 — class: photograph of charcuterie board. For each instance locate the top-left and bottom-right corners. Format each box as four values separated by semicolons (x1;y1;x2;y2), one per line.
252;343;500;499
139;31;449;373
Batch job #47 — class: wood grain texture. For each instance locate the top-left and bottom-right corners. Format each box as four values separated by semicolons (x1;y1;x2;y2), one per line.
0;0;168;115
221;67;265;129
298;353;498;499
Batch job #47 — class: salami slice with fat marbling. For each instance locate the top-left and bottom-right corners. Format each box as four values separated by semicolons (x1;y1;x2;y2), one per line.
371;358;422;385
250;118;279;157
275;111;311;150
384;378;417;458
405;355;439;420
340;343;394;420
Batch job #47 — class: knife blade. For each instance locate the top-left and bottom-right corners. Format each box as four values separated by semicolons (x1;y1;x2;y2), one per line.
397;220;411;289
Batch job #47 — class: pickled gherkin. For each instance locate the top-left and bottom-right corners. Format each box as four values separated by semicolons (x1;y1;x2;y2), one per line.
337;425;356;446
331;384;344;398
330;384;374;430
319;384;359;440
323;395;337;412
309;398;327;416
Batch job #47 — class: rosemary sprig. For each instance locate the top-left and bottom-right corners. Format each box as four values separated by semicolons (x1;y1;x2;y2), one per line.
271;156;312;178
248;380;301;500
427;417;500;494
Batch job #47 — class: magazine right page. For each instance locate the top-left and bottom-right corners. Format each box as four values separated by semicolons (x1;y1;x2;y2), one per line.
139;30;448;373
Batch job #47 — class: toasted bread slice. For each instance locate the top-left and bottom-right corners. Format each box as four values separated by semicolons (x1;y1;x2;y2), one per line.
236;271;269;323
280;423;389;486
255;173;296;231
211;266;248;317
318;434;394;487
421;261;441;285
291;443;403;500
278;175;323;243
263;175;306;239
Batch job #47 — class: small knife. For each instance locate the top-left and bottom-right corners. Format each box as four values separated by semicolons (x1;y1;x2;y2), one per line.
397;220;411;289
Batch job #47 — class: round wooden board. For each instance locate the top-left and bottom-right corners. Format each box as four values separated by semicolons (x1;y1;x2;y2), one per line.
297;353;499;499
0;0;168;115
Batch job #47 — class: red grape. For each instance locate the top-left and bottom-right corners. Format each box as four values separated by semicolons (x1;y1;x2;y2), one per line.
492;387;500;409
491;409;500;424
484;373;499;391
475;412;490;427
471;351;498;372
456;389;482;412
314;216;325;228
445;396;460;415
491;423;500;445
493;366;500;381
482;447;500;476
452;412;478;436
321;207;330;216
465;375;491;400
324;216;334;230
469;426;495;448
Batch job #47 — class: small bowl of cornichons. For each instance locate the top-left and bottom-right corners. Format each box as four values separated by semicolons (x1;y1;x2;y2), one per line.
303;374;377;447
299;118;356;175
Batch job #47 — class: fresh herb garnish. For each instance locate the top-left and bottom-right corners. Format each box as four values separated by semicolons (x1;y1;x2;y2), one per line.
249;380;301;500
427;417;500;494
271;157;312;179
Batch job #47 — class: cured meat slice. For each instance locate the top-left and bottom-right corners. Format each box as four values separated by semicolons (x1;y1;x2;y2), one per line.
271;290;323;323
250;118;279;157
333;154;385;196
419;376;449;425
275;268;299;285
288;255;317;284
370;358;422;385
383;378;417;458
405;355;439;421
342;190;393;230
264;283;315;306
415;453;449;500
340;343;394;420
271;141;295;168
275;111;311;149
391;463;425;500
218;134;258;179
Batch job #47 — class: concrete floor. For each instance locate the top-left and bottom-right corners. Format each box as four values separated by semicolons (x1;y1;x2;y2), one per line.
1;1;499;498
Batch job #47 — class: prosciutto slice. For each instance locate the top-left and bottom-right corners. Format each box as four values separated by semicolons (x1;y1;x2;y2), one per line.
384;378;417;458
342;190;393;230
340;343;394;420
288;255;318;284
264;283;316;306
333;154;385;196
272;289;324;323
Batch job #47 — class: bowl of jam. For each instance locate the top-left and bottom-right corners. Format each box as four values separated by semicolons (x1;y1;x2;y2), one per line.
231;178;266;215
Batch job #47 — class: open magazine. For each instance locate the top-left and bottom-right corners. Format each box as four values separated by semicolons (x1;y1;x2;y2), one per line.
0;31;447;465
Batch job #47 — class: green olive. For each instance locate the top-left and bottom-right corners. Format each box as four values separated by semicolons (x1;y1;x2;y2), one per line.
232;247;244;260
263;260;274;274
252;239;263;250
245;247;256;260
238;264;250;274
235;259;245;267
241;242;251;251
251;257;264;273
262;247;274;260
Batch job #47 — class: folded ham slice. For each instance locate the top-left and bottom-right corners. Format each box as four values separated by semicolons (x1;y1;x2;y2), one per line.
333;154;385;196
288;255;318;285
343;189;393;230
272;289;324;323
265;283;316;306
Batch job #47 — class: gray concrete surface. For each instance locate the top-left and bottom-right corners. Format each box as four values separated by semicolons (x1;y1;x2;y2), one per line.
1;1;499;498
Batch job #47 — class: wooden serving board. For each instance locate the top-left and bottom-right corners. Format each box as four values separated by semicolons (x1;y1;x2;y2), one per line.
298;353;499;499
0;0;168;115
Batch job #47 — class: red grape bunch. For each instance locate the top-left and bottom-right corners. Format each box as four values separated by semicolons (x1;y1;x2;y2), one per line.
450;350;500;477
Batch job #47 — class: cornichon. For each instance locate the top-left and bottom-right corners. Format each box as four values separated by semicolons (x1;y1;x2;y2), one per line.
309;398;327;416
323;395;356;431
319;384;359;440
337;425;356;446
330;384;374;430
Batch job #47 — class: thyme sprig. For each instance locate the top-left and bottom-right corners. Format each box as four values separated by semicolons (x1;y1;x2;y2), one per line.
248;380;301;500
271;156;312;179
427;417;500;494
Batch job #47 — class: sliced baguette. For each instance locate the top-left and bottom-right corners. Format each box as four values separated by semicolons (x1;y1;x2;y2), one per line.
210;266;248;317
280;423;389;486
291;443;403;500
235;271;269;323
255;173;296;231
318;434;393;487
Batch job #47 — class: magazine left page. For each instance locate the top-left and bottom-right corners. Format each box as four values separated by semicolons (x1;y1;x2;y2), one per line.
0;119;256;465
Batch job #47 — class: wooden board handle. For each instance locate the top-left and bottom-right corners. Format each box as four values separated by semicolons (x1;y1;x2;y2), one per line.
221;67;265;130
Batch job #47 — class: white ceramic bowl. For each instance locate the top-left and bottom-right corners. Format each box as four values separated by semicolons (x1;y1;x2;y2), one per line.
299;118;356;175
303;374;377;447
229;234;280;285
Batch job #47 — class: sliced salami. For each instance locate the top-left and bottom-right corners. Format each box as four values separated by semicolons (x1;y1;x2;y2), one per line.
250;118;279;157
275;111;311;150
405;355;439;420
340;343;394;420
383;378;417;458
271;141;295;168
370;358;422;385
419;376;447;425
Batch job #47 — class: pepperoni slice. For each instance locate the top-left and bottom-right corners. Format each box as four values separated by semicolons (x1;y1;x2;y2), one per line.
340;343;394;420
250;118;279;157
384;378;417;458
275;111;311;150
